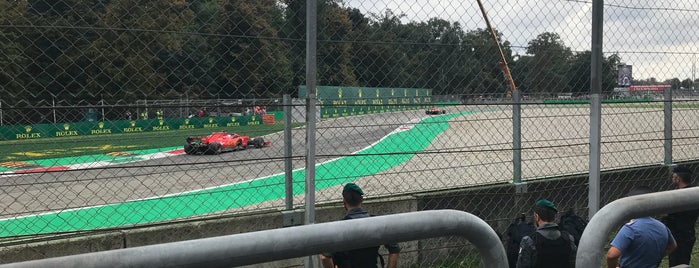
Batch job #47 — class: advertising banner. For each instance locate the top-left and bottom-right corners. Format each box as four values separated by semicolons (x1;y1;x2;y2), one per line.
298;86;432;118
0;115;263;141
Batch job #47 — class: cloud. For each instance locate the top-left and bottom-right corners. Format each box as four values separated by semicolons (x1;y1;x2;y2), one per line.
343;0;699;80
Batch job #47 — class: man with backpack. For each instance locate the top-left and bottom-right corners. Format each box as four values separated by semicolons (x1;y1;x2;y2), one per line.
516;199;577;268
661;165;699;267
321;183;400;268
506;213;536;268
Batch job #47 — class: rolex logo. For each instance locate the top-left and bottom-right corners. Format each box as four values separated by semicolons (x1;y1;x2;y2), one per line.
24;126;32;133
208;118;214;123
159;120;164;126
358;89;362;98
415;89;419;96
98;122;104;129
391;89;395;96
376;89;380;97
130;121;136;127
404;89;407;96
184;119;190;125
338;88;343;98
63;124;70;131
231;117;236;122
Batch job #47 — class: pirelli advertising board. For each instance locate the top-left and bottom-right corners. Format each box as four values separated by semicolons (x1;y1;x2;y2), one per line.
0;115;263;141
298;86;432;118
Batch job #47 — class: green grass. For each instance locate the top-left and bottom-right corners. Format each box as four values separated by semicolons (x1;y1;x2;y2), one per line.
0;123;302;162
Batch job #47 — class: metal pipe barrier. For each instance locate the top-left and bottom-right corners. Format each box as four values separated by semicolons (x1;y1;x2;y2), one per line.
576;187;699;267
0;210;507;268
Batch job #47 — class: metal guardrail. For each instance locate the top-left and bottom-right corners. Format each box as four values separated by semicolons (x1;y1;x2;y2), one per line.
576;187;699;267
0;210;507;268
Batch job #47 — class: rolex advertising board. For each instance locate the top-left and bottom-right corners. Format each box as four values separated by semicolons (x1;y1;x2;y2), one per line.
0;115;264;140
298;86;432;118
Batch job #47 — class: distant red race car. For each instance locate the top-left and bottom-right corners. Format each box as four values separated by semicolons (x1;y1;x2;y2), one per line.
184;131;270;155
425;107;446;115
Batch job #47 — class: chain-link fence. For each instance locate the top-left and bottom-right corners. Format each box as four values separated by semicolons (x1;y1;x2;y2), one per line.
1;0;699;266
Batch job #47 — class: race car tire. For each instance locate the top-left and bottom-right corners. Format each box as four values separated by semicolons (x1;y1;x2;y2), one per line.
207;143;222;155
184;144;196;155
238;140;246;150
253;137;265;148
442;110;446;114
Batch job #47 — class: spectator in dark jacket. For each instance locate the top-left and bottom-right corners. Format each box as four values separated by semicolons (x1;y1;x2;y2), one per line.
662;166;699;267
321;183;400;268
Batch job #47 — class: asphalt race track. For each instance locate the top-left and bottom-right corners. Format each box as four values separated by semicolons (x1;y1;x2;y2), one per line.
2;104;699;236
0;109;427;220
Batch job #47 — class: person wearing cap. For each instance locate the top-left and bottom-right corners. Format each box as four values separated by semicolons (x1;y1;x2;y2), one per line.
516;199;576;268
320;183;400;268
607;186;677;268
661;166;699;267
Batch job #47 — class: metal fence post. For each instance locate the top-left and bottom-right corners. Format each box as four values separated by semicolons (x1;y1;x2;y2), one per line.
588;0;604;218
664;88;673;166
284;94;293;210
513;90;522;184
305;0;319;267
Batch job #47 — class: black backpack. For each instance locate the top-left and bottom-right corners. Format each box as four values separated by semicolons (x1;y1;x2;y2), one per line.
558;209;587;246
532;230;574;268
505;213;536;268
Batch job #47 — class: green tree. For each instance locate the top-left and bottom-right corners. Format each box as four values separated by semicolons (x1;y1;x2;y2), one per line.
602;54;621;94
0;1;28;107
18;1;107;108
281;0;305;96
88;0;194;104
317;1;357;86
462;28;512;96
681;78;693;89
159;0;219;100
212;0;292;98
666;78;681;89
523;32;572;94
353;9;410;88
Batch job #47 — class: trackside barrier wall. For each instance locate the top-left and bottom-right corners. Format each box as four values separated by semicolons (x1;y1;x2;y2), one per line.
0;115;265;140
576;187;699;267
298;86;433;118
0;162;691;266
0;210;507;268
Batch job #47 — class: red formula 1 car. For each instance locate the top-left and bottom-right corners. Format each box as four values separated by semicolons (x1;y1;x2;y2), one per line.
425;107;447;115
184;131;270;155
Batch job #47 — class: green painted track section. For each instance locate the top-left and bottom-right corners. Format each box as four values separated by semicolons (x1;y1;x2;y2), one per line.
0;113;468;237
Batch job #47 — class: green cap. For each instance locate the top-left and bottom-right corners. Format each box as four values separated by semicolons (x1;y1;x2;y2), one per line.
535;199;557;212
343;183;364;195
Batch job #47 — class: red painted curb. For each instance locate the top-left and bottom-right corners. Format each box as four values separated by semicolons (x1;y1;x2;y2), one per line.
14;166;70;174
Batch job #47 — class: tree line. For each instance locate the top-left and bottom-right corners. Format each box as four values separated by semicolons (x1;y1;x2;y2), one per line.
1;0;694;109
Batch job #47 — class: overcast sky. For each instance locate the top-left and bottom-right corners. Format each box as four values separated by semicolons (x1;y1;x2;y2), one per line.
343;0;699;81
